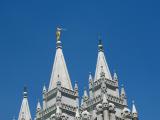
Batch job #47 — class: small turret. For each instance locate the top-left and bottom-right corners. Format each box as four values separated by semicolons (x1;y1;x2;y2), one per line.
113;71;120;97
43;84;47;94
132;100;138;120
89;72;93;89
89;72;93;83
88;72;94;99
81;97;84;107
121;84;127;106
36;99;41;112
83;87;88;101
42;84;47;110
121;84;126;97
74;81;79;96
74;81;78;91
113;71;118;81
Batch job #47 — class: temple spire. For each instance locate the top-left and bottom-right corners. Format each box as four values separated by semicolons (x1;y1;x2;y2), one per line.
18;87;32;120
49;27;73;90
94;39;112;81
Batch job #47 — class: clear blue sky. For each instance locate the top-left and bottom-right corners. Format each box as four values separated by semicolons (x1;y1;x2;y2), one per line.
0;0;159;119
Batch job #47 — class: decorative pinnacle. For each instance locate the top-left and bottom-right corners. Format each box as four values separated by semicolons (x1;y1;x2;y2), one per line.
74;81;78;90
83;86;88;98
36;99;41;111
89;72;93;82
23;86;28;98
43;84;47;93
113;70;118;80
121;84;126;98
132;100;138;117
98;39;104;52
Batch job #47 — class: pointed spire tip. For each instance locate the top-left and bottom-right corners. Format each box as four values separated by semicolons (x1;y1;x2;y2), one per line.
98;39;103;52
23;86;28;98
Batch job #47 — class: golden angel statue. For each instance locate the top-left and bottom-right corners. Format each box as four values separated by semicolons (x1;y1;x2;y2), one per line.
56;27;61;41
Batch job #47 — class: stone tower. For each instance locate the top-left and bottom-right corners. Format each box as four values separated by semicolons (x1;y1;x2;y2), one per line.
17;28;139;120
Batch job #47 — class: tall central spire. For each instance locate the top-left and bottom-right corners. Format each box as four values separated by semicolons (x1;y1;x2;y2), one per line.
94;39;112;81
49;28;73;90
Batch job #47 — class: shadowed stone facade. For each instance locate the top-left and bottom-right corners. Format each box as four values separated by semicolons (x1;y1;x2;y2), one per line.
17;28;138;120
